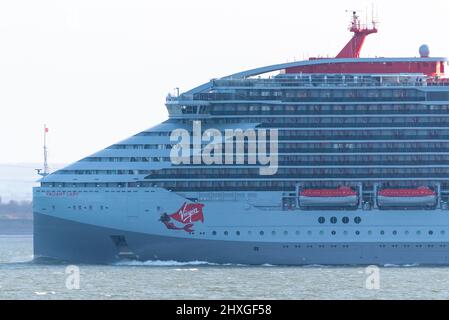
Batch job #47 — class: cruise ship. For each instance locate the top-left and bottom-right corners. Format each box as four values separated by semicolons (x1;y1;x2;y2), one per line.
34;13;449;264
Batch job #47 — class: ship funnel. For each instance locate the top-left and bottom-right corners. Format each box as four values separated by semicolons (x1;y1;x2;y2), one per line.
336;10;378;58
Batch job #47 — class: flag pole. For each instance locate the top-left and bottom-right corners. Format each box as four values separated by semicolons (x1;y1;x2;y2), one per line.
43;125;49;176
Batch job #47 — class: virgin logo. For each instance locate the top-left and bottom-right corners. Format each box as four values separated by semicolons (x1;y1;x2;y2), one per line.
179;206;200;223
159;202;204;233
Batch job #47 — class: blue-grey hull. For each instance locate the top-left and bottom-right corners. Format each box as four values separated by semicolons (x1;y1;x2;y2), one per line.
33;212;449;265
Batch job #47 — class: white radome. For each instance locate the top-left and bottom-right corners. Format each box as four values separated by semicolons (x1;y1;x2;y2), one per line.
419;44;430;58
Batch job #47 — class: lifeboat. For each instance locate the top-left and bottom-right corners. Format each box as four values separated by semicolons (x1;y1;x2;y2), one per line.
299;186;358;207
377;186;437;207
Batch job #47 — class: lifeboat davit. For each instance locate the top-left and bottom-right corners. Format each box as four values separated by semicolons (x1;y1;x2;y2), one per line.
377;186;437;207
299;186;358;207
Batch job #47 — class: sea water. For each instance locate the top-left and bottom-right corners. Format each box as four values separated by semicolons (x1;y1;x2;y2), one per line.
1;235;449;299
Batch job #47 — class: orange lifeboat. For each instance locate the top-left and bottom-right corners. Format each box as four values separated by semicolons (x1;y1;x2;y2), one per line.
377;186;436;207
299;186;358;207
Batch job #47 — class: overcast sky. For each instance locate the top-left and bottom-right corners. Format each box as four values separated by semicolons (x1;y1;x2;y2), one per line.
1;0;448;166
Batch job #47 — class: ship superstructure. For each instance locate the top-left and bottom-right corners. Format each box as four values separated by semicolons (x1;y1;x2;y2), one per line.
33;13;449;264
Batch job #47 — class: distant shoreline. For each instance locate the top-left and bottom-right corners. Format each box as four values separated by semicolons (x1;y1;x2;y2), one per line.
0;219;33;235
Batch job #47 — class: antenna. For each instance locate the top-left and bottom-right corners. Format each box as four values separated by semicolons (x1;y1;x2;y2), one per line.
37;125;50;177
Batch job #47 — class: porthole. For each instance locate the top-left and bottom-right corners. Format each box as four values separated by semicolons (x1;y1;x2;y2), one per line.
283;231;288;235
355;231;360;235
248;230;252;235
429;230;433;235
417;230;421;235
260;231;264;236
236;231;240;236
212;231;217;235
331;230;336;235
380;230;385;235
307;230;312;235
224;231;228;236
354;216;362;224
318;217;325;224
343;230;348;235
295;230;300;235
368;230;372;235
441;230;445;235
405;230;409;235
342;217;349;224
272;231;276;235
393;230;397;235
319;230;324;235
330;217;337;224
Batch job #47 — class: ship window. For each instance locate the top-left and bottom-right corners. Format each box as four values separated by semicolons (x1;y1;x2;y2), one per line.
342;217;349;224
393;230;397;235
307;230;312;235
354;216;362;224
260;231;264;236
318;217;325;224
295;230;300;235
212;231;216;235
331;230;336;235
248;231;252;235
319;230;324;235
224;231;228;236
236;231;240;236
330;217;337;224
428;230;433;235
284;231;288;235
441;230;445;235
355;231;360;235
417;230;421;235
380;230;385;235
272;231;276;235
368;230;372;235
343;231;348;235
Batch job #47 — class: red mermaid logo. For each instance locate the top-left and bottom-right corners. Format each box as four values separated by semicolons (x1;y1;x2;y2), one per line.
159;202;204;233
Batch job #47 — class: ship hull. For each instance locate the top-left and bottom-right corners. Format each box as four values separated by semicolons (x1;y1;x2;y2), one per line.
33;211;449;265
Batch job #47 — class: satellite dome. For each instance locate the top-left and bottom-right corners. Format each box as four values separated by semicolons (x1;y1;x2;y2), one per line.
419;44;430;58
